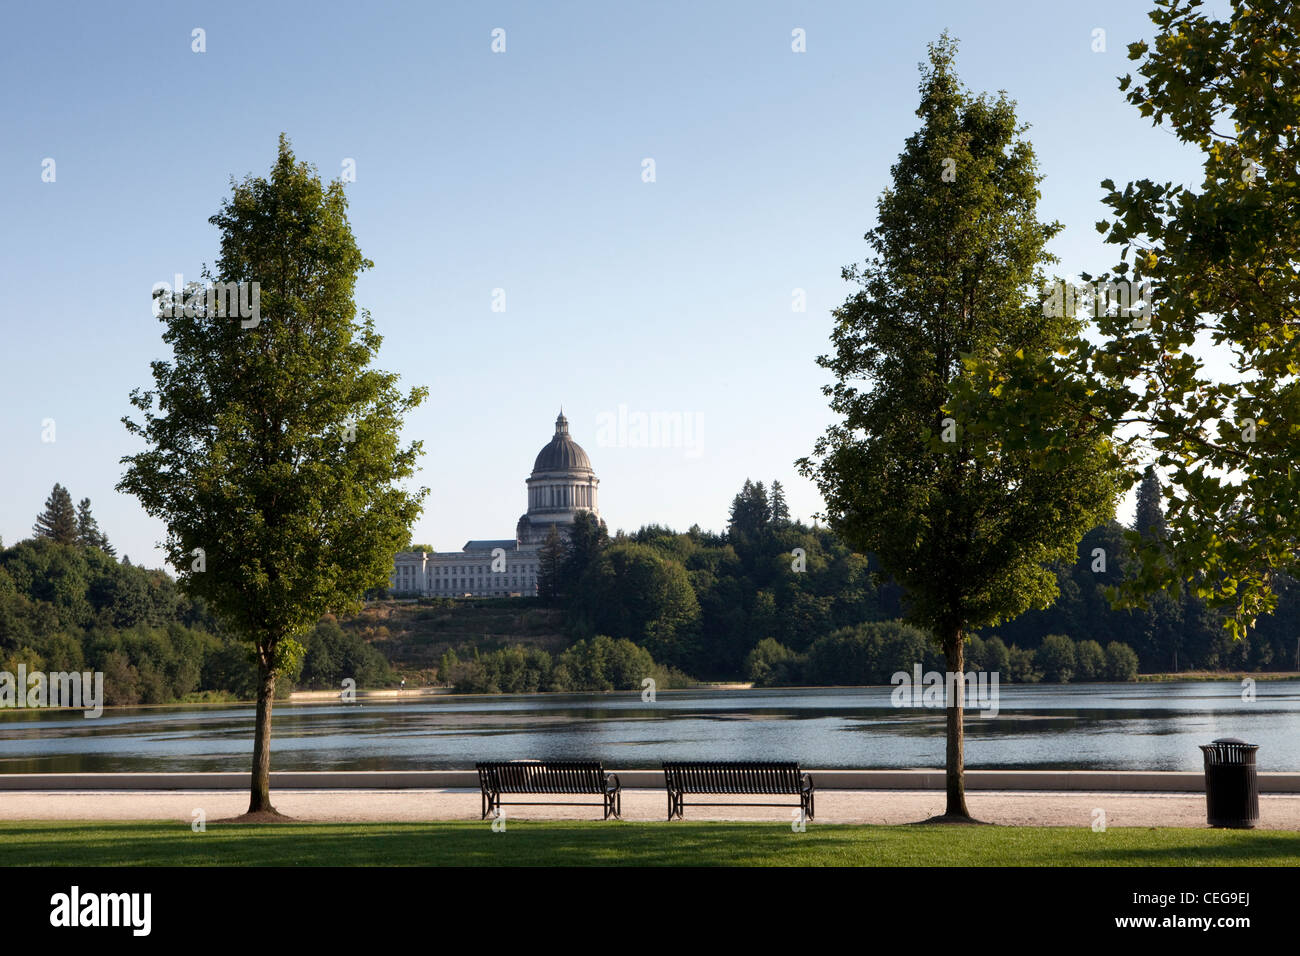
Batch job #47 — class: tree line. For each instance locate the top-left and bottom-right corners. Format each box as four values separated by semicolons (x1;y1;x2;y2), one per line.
532;473;1298;682
437;635;690;695
0;485;397;703
744;624;1140;686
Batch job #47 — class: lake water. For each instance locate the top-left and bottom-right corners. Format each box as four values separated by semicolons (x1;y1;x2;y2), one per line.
1;681;1297;773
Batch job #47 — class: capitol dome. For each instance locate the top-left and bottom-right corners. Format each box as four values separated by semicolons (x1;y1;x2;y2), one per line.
532;412;593;474
517;411;600;546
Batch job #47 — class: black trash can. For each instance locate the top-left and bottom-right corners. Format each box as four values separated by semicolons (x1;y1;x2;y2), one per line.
1199;738;1259;829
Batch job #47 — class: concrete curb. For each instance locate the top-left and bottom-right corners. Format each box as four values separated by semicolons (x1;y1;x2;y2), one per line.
2;770;1298;793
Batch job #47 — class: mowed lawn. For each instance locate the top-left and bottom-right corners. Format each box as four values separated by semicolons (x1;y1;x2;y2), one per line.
2;821;1298;866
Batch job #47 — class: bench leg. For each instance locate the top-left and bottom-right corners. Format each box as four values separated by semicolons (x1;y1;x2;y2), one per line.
667;791;683;821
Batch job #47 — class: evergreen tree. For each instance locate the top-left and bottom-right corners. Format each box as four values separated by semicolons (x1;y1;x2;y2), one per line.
537;525;566;605
437;648;460;685
727;478;772;541
558;511;609;600
727;479;756;538
33;483;78;544
770;480;791;525
76;497;115;555
1133;466;1168;541
752;482;771;526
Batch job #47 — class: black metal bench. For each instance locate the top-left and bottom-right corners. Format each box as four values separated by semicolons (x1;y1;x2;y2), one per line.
476;760;621;820
662;761;814;821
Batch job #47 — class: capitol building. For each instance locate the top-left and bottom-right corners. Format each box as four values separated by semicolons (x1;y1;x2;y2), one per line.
390;411;600;598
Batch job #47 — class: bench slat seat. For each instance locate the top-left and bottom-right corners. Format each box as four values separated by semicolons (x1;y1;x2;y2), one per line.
662;761;814;821
476;760;621;819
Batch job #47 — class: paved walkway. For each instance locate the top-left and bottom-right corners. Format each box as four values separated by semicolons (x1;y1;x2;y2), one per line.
4;789;1299;828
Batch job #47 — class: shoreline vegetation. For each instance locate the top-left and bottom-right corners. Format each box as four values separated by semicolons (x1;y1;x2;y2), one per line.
2;672;1293;718
4;478;1299;709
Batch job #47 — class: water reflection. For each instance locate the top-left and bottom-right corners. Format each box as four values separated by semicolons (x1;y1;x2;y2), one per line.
0;681;1296;773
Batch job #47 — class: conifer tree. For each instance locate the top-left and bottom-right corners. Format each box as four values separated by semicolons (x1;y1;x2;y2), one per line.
1133;467;1168;542
33;483;78;544
76;497;115;555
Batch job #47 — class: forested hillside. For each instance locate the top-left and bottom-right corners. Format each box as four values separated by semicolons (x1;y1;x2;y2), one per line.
3;475;1295;707
529;476;1299;681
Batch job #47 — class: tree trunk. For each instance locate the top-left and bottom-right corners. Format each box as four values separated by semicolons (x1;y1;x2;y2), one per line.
944;631;971;819
249;661;276;814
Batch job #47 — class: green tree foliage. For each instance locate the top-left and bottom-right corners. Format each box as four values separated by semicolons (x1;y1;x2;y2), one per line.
540;474;1237;682
33;484;77;545
769;481;791;525
1105;641;1140;682
797;36;1126;817
1075;639;1107;681
727;478;772;543
803;621;941;686
976;635;1010;676
443;636;684;694
299;618;393;689
0;530;298;703
556;635;655;691
537;526;565;605
75;498;114;555
743;638;799;686
437;648;459;685
118;135;426;814
1059;0;1300;637
570;542;700;667
1036;634;1077;683
1133;467;1169;542
1006;645;1042;683
556;511;609;601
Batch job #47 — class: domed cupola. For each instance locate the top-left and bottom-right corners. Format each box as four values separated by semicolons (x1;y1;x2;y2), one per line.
517;410;600;546
532;412;594;474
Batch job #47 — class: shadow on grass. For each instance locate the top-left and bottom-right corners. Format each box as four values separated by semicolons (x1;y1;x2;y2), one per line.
1054;830;1300;867
2;822;1297;867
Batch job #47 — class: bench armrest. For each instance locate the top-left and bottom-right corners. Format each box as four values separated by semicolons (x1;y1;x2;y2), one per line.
605;772;621;794
801;773;815;794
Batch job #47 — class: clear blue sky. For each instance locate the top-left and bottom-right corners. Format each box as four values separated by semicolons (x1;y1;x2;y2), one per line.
0;0;1216;567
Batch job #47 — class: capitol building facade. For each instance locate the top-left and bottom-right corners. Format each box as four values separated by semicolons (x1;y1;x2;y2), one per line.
389;412;600;598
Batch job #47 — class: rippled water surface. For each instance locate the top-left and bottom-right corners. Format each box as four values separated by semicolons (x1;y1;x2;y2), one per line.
1;681;1297;772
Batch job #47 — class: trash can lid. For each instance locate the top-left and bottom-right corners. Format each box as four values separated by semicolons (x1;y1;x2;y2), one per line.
1211;737;1252;745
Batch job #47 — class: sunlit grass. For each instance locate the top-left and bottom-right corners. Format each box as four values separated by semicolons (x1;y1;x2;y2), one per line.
2;821;1295;867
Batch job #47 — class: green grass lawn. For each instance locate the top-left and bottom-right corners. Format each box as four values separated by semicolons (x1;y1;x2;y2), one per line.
2;821;1297;866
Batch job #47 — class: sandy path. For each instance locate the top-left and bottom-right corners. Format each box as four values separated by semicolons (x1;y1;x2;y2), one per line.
3;789;1299;828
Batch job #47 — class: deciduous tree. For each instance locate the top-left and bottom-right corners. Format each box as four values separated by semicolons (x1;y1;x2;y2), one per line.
799;36;1125;819
119;135;426;815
